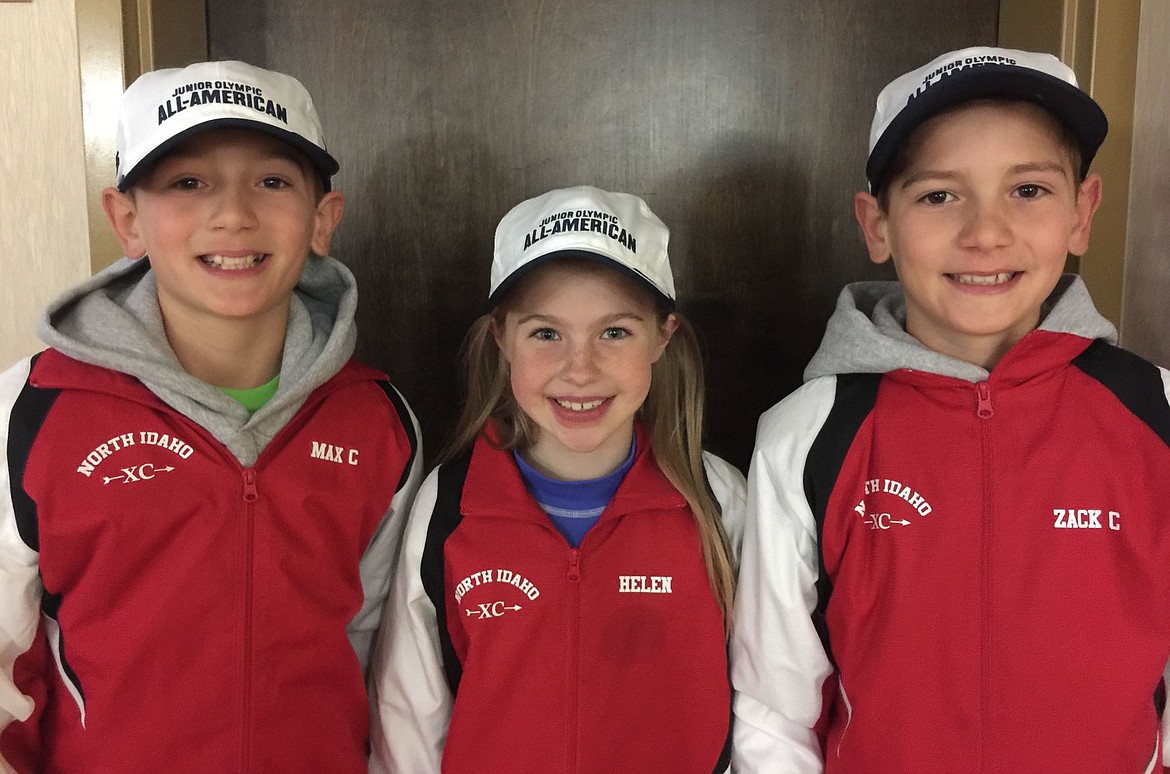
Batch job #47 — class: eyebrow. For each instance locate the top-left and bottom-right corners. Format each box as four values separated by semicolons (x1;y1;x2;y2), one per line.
899;160;1071;190
164;151;304;168
514;311;646;326
264;146;312;168
161;138;307;166
1005;160;1072;178
898;170;958;190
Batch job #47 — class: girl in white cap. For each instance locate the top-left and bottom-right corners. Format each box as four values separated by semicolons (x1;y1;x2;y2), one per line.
371;185;744;774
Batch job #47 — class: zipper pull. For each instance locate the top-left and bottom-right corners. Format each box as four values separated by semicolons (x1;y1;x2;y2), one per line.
567;549;581;582
976;382;994;419
242;468;258;502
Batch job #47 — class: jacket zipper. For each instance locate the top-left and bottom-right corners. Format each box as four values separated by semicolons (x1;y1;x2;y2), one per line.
567;548;581;773
241;467;258;773
976;382;994;420
976;383;993;774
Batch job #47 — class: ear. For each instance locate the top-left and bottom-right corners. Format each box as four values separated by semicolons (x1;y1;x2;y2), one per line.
652;312;680;362
101;186;148;259
1067;173;1103;257
489;317;511;362
309;190;346;256
854;191;893;265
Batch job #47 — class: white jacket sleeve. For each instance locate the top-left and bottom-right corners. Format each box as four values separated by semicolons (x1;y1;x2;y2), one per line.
1161;653;1170;770
1;358;44;773
348;387;424;676
369;469;449;774
701;451;747;564
1161;368;1170;770
731;380;838;773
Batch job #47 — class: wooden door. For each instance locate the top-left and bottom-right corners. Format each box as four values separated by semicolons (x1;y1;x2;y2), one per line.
209;0;997;471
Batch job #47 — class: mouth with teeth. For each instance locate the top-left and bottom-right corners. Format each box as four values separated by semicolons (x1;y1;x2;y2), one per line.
949;271;1020;286
553;398;607;412
200;253;269;270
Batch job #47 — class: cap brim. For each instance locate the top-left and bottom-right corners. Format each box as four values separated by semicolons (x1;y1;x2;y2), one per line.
117;117;340;191
867;65;1108;193
487;249;674;309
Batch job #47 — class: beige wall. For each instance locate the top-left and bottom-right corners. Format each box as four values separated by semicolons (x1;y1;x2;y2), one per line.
1119;0;1170;364
0;0;92;365
1079;3;1141;333
998;0;1140;329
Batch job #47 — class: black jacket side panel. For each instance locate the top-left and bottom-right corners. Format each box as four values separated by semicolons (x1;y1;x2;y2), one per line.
374;381;419;492
802;373;882;661
420;450;473;696
5;352;84;698
1073;340;1170;449
1072;340;1170;718
697;454;734;773
705;452;734;774
712;702;733;774
7;353;56;553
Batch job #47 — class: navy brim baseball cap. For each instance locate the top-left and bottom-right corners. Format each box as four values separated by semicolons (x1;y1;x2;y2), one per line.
114;60;339;192
865;47;1108;194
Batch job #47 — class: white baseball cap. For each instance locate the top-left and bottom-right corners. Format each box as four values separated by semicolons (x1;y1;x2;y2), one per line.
114;60;339;191
866;46;1108;193
491;186;675;306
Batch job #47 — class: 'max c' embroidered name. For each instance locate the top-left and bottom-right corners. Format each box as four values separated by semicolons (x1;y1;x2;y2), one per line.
1053;508;1121;531
310;441;359;465
77;432;195;477
619;575;673;594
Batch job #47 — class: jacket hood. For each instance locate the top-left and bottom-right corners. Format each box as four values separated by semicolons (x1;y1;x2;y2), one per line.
37;255;360;464
803;274;1118;383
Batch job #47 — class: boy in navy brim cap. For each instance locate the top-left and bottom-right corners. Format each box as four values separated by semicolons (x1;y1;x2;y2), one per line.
732;46;1170;773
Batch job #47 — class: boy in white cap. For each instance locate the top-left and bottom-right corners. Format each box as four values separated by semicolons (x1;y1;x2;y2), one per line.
732;47;1170;772
0;61;422;773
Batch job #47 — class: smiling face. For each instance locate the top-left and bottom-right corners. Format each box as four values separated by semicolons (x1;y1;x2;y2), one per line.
855;100;1101;369
102;128;343;338
492;261;677;481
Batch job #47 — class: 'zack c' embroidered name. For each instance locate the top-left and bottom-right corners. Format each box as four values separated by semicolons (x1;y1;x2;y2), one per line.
1053;508;1121;531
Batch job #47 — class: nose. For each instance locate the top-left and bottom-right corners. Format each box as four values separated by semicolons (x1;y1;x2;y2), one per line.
209;184;259;231
958;198;1013;251
561;340;600;385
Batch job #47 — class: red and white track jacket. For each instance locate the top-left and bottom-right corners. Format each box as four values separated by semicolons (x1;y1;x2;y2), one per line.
371;425;745;774
732;278;1170;773
0;350;421;773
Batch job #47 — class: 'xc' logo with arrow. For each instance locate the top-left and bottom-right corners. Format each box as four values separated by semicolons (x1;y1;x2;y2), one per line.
465;601;523;620
102;464;175;485
864;513;912;530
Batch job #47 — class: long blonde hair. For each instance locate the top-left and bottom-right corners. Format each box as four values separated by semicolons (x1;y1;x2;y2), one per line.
442;260;736;630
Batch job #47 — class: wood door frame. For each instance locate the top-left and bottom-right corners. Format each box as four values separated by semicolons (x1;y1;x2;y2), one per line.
77;0;208;273
1118;0;1170;364
1000;0;1141;331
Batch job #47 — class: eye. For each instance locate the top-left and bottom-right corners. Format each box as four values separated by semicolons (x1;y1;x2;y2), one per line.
1014;183;1047;199
601;327;631;341
260;176;291;190
919;190;953;205
170;177;203;191
531;328;559;342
